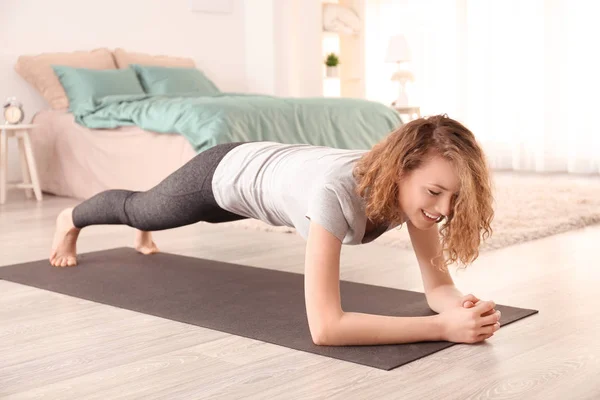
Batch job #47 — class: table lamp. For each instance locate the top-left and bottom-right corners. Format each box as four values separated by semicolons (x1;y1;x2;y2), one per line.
385;35;414;107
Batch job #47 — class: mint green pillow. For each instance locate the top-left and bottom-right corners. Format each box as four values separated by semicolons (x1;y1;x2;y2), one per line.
130;64;220;96
52;66;146;114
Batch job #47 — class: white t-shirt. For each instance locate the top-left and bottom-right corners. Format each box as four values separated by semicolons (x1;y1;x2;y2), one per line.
211;142;398;244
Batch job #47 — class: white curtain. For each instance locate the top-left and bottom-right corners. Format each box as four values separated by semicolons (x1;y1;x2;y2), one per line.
365;0;600;174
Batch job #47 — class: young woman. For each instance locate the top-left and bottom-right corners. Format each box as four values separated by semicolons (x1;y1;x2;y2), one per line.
49;114;500;346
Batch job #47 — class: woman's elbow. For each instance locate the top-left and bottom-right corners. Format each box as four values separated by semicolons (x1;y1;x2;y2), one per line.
310;325;330;346
308;317;340;346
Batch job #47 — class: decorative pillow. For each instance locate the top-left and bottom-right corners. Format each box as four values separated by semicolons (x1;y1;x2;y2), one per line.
113;48;196;69
14;48;116;110
52;66;146;114
130;64;220;96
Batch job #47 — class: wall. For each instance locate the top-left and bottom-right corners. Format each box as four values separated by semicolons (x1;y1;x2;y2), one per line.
244;0;323;98
0;0;327;186
0;0;247;182
0;0;249;112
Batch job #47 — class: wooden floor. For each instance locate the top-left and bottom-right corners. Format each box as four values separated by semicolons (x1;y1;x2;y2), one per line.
1;194;599;399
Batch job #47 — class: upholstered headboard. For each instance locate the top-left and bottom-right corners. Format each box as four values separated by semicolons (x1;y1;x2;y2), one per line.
12;48;197;113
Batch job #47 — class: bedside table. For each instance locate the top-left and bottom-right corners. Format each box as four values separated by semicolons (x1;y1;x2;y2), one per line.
0;124;43;204
392;105;421;121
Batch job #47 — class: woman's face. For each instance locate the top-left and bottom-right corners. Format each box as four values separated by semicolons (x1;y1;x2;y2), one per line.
398;155;460;230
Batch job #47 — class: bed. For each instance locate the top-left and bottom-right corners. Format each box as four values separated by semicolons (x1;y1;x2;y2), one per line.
17;48;403;199
29;109;197;199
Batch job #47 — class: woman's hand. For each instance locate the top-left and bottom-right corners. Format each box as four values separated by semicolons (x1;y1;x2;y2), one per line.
461;293;499;318
437;300;501;343
461;293;480;308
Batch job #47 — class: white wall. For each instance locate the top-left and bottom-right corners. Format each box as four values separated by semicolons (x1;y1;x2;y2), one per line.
0;0;326;185
273;0;323;97
0;0;248;181
244;0;323;97
0;0;248;113
243;0;277;95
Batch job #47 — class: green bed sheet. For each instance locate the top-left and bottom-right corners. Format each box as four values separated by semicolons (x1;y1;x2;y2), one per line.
74;92;403;152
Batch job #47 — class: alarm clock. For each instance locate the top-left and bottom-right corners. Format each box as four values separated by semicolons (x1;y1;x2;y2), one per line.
3;97;25;124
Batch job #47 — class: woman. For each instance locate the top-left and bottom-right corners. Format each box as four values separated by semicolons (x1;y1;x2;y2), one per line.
50;114;501;346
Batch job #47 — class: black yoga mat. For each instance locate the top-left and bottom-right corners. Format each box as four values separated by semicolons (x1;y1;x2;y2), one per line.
0;248;538;370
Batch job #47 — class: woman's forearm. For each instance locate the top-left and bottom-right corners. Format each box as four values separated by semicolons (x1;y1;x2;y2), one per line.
317;312;443;346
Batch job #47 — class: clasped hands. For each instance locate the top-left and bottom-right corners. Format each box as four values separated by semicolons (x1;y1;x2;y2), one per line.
438;293;502;343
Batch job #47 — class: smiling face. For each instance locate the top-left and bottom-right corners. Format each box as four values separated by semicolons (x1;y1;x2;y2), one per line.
354;115;494;267
397;153;460;230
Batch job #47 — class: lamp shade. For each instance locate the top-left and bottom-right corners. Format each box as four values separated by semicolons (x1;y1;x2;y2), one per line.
384;35;411;63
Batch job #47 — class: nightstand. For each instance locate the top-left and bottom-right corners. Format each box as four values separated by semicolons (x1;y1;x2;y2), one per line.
392;105;421;121
0;124;43;204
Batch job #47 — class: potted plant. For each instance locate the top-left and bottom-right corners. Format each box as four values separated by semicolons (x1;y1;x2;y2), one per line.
325;53;340;78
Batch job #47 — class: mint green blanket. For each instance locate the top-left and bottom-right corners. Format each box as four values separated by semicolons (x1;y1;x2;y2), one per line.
75;93;402;152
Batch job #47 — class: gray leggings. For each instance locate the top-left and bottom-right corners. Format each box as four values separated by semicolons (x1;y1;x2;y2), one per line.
72;142;248;230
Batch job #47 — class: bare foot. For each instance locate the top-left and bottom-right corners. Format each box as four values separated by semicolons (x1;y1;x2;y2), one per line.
49;208;81;267
134;230;160;255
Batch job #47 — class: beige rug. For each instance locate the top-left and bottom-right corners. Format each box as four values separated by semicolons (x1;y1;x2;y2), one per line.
214;172;600;252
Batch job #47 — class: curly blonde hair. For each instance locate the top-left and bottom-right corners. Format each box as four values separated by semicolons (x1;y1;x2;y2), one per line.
353;114;494;268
